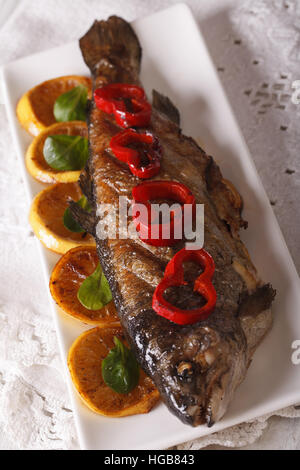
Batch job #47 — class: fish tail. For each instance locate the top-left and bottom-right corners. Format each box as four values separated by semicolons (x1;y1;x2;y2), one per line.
80;16;142;80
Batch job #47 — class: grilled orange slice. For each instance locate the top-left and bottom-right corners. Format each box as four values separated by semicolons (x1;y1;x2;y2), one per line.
68;326;160;417
29;182;95;254
17;75;92;136
50;246;119;326
25;121;87;184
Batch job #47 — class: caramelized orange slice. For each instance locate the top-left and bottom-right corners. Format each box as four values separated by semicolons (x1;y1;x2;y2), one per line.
29;182;95;254
68;326;160;416
26;121;87;184
17;75;92;136
50;246;119;326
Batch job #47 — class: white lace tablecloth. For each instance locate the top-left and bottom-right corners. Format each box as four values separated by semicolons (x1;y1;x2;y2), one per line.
0;0;299;450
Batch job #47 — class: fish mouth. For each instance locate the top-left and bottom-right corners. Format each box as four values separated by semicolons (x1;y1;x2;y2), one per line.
176;364;243;427
202;369;233;427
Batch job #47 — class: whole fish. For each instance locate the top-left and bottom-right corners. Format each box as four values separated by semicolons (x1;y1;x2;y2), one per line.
72;16;275;426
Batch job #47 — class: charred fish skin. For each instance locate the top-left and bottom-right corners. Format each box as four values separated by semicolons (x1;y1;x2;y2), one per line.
76;16;276;427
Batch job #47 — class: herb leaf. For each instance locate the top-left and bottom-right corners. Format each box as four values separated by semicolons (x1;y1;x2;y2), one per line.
77;264;112;310
43;135;89;171
102;337;140;394
54;85;88;122
63;195;91;233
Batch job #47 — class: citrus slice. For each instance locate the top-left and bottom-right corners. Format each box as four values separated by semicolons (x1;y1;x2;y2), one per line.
25;121;87;183
29;182;95;254
16;75;92;136
68;326;160;417
50;246;119;326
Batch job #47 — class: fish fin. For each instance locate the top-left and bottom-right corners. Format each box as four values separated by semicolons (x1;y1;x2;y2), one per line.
69;201;96;236
152;89;180;126
80;16;142;78
205;157;248;237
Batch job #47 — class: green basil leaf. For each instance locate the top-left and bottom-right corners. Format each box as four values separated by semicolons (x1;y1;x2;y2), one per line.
63;195;91;233
43;135;89;171
54;85;88;122
102;337;140;394
77;264;112;310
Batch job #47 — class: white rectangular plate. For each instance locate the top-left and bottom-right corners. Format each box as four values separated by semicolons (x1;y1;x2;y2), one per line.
2;3;300;450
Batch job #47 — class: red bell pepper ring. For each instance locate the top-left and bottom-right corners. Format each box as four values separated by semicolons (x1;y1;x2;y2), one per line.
132;181;195;246
110;129;162;179
152;248;217;325
94;83;152;128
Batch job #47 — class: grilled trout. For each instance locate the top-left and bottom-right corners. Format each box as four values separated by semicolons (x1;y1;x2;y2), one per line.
72;16;276;426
